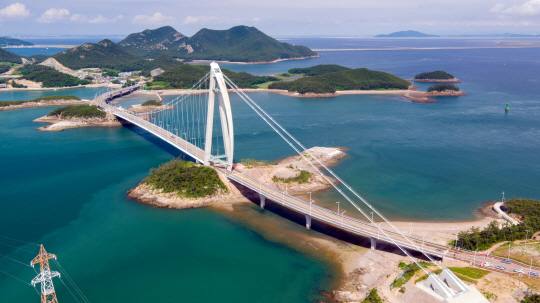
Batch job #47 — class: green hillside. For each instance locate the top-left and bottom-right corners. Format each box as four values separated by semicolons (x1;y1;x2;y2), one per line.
288;64;351;76
0;47;22;64
141;53;183;76
53;39;144;71
269;67;411;94
18;65;90;88
150;64;278;89
118;26;187;58
118;25;318;62
0;37;33;46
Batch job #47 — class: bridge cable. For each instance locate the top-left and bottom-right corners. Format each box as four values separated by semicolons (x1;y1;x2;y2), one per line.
223;76;432;274
226;76;444;270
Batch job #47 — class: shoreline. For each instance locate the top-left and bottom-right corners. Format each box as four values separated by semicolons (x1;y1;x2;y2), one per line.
0;83;119;92
0;99;91;111
137;87;465;103
407;77;462;83
189;55;321;65
33;110;121;131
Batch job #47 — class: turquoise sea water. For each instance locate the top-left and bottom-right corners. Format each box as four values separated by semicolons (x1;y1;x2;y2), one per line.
1;39;540;302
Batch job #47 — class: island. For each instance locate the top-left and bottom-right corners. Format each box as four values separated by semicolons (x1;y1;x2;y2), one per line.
409;70;461;83
33;104;121;131
128;147;346;209
0;36;33;46
0;95;89;111
118;25;319;63
127;99;173;113
375;30;439;38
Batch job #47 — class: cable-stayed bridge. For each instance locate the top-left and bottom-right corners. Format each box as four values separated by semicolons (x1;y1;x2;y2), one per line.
93;63;531;302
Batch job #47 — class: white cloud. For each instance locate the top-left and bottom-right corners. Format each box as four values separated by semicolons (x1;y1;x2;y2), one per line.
251;17;260;22
132;12;174;24
182;15;237;24
490;0;540;16
70;14;124;23
0;3;30;19
38;8;70;23
70;14;87;22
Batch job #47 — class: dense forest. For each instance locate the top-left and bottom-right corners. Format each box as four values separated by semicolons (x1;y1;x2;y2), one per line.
288;64;351;76
0;47;22;64
415;71;455;80
269;68;411;94
454;198;540;250
119;25;317;62
17;65;90;87
427;84;460;92
142;158;228;198
48;105;105;119
152;64;279;89
140;53;183;76
0;95;80;107
0;64;10;73
53;39;145;71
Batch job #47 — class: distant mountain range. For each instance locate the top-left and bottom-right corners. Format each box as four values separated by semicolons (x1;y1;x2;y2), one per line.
0;36;33;46
376;30;438;38
118;25;318;62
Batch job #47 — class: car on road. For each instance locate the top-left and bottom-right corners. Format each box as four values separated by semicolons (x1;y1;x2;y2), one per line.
436;249;443;252
483;262;492;267
495;266;506;270
530;271;539;276
514;269;525;273
502;259;511;264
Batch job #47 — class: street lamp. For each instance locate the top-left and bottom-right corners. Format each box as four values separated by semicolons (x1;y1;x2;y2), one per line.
341;211;346;227
529;258;533;279
377;222;382;239
422;234;427;252
409;223;412;236
336;201;340;215
474;249;478;267
370;212;374;224
310;198;314;217
508;242;512;261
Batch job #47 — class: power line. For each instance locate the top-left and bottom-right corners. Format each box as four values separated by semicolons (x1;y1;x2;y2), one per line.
0;235;40;247
0;269;32;286
1;254;34;267
0;241;39;255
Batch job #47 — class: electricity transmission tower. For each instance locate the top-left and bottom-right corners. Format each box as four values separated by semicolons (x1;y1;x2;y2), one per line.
31;245;60;303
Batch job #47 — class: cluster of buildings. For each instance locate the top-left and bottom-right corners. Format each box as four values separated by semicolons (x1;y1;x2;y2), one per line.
72;68;146;85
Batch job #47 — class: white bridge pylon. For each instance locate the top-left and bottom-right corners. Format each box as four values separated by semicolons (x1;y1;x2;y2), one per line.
205;62;234;170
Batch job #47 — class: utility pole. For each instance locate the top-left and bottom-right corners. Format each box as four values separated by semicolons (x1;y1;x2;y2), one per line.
31;245;60;303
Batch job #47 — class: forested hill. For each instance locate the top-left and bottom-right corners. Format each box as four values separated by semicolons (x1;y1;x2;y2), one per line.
0;36;33;46
118;25;318;62
0;47;22;64
269;67;411;94
53;39;144;71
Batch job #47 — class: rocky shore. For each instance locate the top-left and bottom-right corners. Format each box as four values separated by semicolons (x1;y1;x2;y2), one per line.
33;111;121;131
127;146;346;209
0;98;90;111
127;104;174;113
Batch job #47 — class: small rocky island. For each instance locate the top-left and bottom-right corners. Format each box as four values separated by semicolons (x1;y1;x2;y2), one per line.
34;104;121;131
406;83;467;103
127;99;173;113
128;147;347;209
0;95;89;111
409;70;461;83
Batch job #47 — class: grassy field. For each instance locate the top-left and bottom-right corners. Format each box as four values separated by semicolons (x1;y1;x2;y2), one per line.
492;241;540;267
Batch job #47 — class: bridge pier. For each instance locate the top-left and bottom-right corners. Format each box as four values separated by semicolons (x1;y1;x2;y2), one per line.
305;214;312;230
259;194;265;209
370;237;377;250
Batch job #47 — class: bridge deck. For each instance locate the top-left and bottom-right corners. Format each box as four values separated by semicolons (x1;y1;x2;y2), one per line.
95;85;540;278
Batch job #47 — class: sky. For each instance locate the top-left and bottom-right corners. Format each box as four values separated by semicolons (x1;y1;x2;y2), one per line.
1;0;540;37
